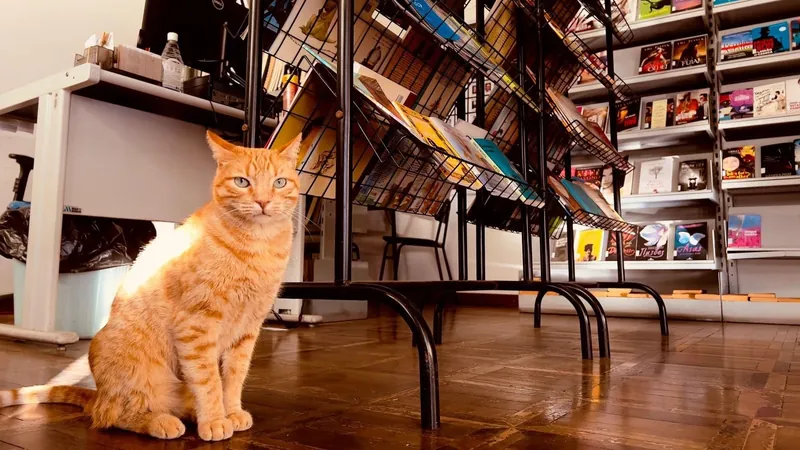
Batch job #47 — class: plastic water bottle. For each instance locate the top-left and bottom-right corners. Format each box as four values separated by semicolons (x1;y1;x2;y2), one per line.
161;32;184;92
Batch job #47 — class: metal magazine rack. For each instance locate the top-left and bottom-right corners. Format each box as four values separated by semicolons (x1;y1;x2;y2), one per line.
235;0;670;431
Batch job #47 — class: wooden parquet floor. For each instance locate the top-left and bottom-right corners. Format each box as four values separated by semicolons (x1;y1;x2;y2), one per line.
2;307;800;449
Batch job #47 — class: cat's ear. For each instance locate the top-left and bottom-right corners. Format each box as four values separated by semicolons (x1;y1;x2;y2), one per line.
274;132;304;164
206;131;239;162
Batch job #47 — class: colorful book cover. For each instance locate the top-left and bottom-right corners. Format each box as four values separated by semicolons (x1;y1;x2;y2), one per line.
760;143;795;177
713;0;741;4
573;167;603;187
727;89;755;119
786;77;800;114
674;223;709;260
606;229;638;261
793;20;800;51
754;82;786;117
722;146;756;179
639;42;673;73
616;99;641;132
728;215;762;249
471;137;539;205
575;179;625;221
795;139;800;175
636;223;669;261
678;159;708;191
548;175;583;214
578;51;608;84
643;101;653;129
719;92;733;120
672;36;707;69
638;0;672;20
638;158;674;194
721;31;754;61
580;105;609;132
576;229;604;262
675;90;705;125
667;97;675;126
560;179;606;216
672;0;702;12
752;22;790;57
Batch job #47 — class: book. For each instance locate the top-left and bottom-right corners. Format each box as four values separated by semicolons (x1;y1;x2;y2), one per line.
793;20;800;51
722;146;756;179
547;88;614;148
786;77;800;114
638;0;672;20
752;22;791;57
638;158;674;194
678;159;708;191
616;99;641;132
639;42;672;74
636;223;669;261
606;229;637;261
573;167;603;186
672;36;707;69
548;175;584;214
760;143;795;177
577;51;607;85
795;139;800;175
470;138;540;205
720;31;754;61
643;101;653;129
552;237;568;262
576;229;604;262
666;97;675;126
728;215;762;248
560;178;606;216
675;90;709;125
674;223;709;260
651;98;670;129
713;0;740;4
720;89;754;120
754;82;786;118
574;179;626;221
580;105;609;133
672;0;702;12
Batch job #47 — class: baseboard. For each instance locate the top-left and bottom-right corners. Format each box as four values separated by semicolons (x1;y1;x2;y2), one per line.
456;292;519;308
0;294;12;314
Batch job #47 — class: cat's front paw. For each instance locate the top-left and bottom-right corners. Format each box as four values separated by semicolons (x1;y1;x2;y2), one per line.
197;417;234;441
227;409;253;432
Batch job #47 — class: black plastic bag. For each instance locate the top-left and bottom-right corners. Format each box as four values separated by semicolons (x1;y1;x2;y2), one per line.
0;207;156;273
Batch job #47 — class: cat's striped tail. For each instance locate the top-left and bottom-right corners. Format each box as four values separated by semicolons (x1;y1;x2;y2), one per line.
0;385;95;410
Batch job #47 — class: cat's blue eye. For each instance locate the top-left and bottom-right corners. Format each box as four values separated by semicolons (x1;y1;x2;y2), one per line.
233;177;250;188
273;178;287;188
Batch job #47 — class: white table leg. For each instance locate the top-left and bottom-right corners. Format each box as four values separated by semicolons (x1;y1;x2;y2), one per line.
20;90;73;336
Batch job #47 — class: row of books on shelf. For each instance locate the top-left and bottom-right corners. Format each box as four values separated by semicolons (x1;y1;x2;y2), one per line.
578;89;710;134
548;175;626;223
568;156;708;198
552;222;711;262
576;35;708;85
720;19;800;61
569;0;704;33
722;141;800;179
720;78;800;120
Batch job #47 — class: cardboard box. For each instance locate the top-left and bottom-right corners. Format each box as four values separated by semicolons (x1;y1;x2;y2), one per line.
115;44;162;82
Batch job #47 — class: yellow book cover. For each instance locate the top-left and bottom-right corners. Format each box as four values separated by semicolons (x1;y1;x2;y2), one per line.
576;229;604;262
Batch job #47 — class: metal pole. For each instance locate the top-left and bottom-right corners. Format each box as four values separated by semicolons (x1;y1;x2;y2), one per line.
604;0;624;282
536;0;550;283
564;153;576;282
517;8;533;282
243;0;263;147
335;0;353;284
474;0;487;281
457;187;468;280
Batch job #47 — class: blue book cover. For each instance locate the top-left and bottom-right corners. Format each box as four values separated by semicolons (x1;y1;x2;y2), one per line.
409;0;459;42
471;138;538;204
713;0;741;4
721;31;753;61
752;22;790;57
792;20;800;51
560;179;606;216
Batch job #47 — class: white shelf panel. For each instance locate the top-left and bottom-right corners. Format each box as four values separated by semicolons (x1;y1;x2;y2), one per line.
570;66;710;104
722;175;800;194
551;260;721;271
617;122;714;151
727;249;800;260
713;0;800;30
577;9;708;51
718;51;800;84
622;190;719;210
719;114;800;141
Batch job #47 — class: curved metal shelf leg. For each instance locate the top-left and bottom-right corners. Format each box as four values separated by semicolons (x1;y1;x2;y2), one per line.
533;283;610;358
433;292;447;345
595;281;669;336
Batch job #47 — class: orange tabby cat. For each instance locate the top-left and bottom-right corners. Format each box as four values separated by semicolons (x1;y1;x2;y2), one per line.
0;131;303;441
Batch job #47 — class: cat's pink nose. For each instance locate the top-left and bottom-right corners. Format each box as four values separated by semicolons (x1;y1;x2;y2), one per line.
256;201;268;211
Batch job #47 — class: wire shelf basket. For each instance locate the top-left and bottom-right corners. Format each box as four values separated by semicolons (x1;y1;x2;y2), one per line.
575;0;634;44
466;195;565;239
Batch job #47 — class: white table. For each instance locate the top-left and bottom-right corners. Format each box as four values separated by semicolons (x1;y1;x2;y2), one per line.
0;64;286;345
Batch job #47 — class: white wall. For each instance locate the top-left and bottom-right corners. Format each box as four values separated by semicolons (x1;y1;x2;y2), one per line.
0;0;147;294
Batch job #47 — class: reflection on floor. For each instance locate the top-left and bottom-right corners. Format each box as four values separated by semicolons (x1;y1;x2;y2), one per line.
2;307;800;449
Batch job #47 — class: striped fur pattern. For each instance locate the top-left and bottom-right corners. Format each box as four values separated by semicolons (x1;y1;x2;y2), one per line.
0;131;303;441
